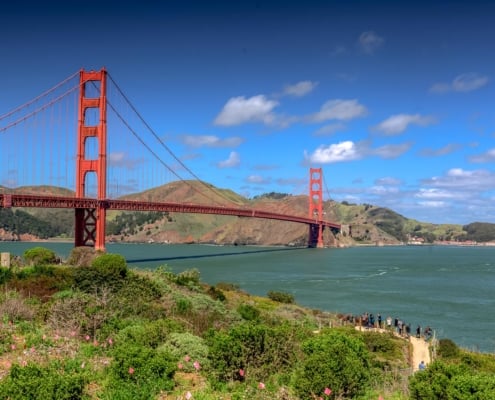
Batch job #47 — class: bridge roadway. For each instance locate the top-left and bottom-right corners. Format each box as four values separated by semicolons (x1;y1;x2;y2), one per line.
0;194;341;230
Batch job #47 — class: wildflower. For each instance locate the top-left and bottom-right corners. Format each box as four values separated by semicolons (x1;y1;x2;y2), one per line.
128;367;135;374
10;344;16;351
85;335;90;341
239;368;245;377
193;361;201;371
324;387;332;396
108;338;113;345
185;392;192;400
378;396;384;400
81;362;85;369
258;382;265;389
184;355;191;362
178;362;183;369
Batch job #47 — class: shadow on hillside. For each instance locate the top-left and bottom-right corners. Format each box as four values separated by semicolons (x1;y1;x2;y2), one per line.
126;246;306;265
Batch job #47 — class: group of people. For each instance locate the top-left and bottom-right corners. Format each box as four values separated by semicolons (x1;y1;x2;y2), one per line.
353;312;433;341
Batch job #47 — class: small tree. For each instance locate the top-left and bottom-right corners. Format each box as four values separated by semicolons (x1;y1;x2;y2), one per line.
23;247;57;266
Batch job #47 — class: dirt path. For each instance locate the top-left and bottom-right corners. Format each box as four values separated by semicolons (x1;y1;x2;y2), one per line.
410;336;431;371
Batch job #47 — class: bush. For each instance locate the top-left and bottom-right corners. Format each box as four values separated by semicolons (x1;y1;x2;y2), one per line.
66;246;98;267
237;303;260;321
0;267;13;284
293;329;371;399
0;361;87;400
206;322;299;383
91;253;128;278
437;338;459;359
23;247;58;266
103;343;176;400
267;290;295;304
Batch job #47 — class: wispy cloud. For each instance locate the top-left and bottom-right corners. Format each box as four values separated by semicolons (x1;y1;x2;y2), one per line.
373;113;436;135
108;152;144;169
469;148;495;163
420;143;461;157
216;151;240;168
370;142;413;159
314;122;347;136
283;80;318;97
308;99;368;123
214;95;278;126
246;174;271;184
429;73;489;93
375;177;402;186
180;135;243;148
357;31;384;54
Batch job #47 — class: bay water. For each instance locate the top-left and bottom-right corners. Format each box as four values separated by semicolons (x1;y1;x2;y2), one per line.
2;242;494;353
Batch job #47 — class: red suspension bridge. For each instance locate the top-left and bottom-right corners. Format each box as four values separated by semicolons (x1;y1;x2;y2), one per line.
0;68;340;250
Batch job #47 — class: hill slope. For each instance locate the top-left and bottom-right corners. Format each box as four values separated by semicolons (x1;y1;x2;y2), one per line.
2;181;495;246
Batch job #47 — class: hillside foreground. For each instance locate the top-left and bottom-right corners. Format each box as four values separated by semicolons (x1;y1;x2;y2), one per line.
0;246;494;399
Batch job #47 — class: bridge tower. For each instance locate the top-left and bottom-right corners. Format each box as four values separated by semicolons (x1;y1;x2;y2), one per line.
308;167;324;248
75;69;107;251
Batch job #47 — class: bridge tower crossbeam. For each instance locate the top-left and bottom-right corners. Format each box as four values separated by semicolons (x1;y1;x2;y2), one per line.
75;69;108;251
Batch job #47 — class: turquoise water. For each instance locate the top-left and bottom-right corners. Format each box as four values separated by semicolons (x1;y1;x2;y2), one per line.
2;242;494;353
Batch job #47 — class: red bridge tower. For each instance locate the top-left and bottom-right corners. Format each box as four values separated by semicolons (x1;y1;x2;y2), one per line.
308;167;324;248
75;69;107;251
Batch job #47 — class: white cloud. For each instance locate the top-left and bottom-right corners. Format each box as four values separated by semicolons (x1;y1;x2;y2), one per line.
429;73;489;93
358;31;384;54
469;148;495;163
214;95;278;126
422;168;495;189
283;80;318;97
308;99;368;123
314;122;347;136
305;141;362;163
217;151;240;168
181;135;243;148
373;114;436;135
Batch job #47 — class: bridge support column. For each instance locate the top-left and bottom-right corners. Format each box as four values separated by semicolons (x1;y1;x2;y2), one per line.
75;69;107;251
308;167;324;248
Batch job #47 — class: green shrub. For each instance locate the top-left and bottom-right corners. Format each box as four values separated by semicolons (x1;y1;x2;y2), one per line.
175;268;201;288
437;338;459;359
73;253;128;293
103;343;176;400
237;303;260;321
293;329;371;399
206;322;299;383
0;267;13;284
23;247;58;266
267;290;295;304
207;286;226;302
91;253;128;278
161;331;210;372
410;358;495;399
0;361;87;400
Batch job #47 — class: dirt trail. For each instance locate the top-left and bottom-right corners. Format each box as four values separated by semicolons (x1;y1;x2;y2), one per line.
410;335;431;371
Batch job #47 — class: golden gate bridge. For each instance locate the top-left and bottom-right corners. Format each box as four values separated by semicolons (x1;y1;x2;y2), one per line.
0;68;340;250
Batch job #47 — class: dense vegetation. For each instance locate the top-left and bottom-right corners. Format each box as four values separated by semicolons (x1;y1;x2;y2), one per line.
106;211;167;236
0;246;494;399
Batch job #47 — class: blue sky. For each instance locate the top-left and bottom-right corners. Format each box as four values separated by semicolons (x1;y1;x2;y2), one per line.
1;0;495;225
